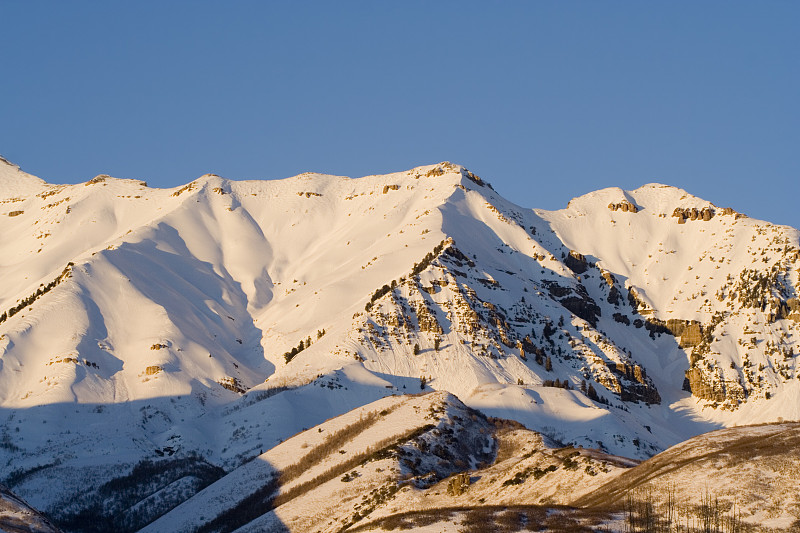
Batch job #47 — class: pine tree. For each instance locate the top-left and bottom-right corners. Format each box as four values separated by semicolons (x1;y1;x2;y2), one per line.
587;383;599;401
420;375;427;390
545;356;553;372
413;343;420;355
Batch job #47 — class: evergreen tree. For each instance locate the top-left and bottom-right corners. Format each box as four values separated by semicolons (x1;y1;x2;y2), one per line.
545;356;553;372
587;383;599;401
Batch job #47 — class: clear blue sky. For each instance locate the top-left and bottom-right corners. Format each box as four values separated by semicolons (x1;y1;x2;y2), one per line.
2;2;798;227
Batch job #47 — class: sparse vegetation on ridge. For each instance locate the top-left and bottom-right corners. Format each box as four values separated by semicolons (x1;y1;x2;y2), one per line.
0;263;73;325
365;238;452;312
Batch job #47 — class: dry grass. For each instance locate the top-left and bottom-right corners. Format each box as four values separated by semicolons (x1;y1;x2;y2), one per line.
349;505;610;532
576;424;800;509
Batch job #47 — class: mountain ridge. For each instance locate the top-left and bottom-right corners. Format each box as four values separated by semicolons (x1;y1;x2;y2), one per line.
1;159;799;530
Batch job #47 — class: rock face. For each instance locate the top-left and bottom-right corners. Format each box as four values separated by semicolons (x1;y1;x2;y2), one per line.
667;320;703;348
683;367;727;403
218;376;246;394
642;318;704;348
446;472;471;496
608;200;639;213
607;361;662;404
559;292;601;327
777;297;800;322
564;250;589;274
545;281;601;327
672;206;715;223
627;287;652;315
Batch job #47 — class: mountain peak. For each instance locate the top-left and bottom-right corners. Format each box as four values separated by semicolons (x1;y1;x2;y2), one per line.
557;182;722;219
0;155;47;200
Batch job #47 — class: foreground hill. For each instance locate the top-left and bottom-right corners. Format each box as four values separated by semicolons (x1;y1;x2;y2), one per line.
0;483;60;533
0;157;799;530
146;393;800;532
145;391;628;533
577;421;800;530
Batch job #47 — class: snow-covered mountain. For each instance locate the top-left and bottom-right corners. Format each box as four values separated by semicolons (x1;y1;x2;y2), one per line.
1;157;799;531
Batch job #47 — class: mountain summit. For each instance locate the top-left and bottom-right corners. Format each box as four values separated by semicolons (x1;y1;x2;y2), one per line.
1;161;799;530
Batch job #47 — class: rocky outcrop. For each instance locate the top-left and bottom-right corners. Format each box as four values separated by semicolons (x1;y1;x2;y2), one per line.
545;282;571;299
598;270;623;306
413;299;443;335
613;313;630;326
560;295;601;327
460;167;489;188
607;200;639;213
775;297;800;323
620;382;662;405
564;250;589;274
671;320;703;347
442;246;476;268
446;472;471;496
671;206;715;224
683;367;726;403
719;206;747;219
485;303;514;348
545;282;601;327
607;362;661;404
627;287;652;315
643;318;704;347
218;376;247;394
